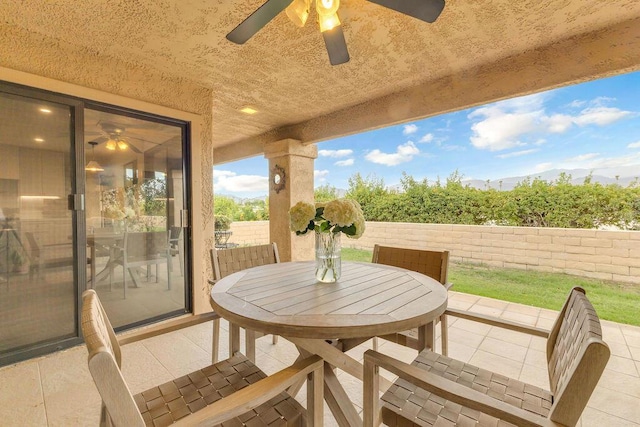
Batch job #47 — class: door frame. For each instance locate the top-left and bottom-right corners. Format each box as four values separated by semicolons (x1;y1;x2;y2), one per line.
0;81;193;366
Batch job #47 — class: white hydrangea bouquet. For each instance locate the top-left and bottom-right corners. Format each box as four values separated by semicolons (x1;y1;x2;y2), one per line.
289;198;365;282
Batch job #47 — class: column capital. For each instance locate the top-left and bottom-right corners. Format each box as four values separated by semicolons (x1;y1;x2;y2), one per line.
264;139;318;160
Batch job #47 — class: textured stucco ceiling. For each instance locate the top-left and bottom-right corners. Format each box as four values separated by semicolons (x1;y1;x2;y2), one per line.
2;0;640;155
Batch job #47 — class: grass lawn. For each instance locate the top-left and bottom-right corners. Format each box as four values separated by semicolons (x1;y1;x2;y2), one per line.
342;247;640;326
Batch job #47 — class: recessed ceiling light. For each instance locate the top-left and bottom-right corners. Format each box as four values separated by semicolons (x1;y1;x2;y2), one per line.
39;108;52;114
34;138;44;143
240;106;258;115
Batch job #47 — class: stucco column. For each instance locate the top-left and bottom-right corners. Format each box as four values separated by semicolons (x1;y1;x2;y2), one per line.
264;139;317;262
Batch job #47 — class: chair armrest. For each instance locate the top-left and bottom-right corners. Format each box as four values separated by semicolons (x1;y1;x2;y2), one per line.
174;355;324;427
445;308;549;338
444;281;454;291
363;350;560;427
117;312;220;346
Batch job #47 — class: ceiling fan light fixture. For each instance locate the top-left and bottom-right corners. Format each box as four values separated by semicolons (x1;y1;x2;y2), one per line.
105;139;117;150
318;12;340;32
286;0;311;27
117;139;128;150
316;0;339;16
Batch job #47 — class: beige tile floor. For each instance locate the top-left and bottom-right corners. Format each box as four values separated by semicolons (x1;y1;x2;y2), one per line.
1;291;639;426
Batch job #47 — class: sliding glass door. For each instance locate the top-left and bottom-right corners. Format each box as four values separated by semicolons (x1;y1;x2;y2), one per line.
0;86;80;363
0;82;191;365
84;107;189;328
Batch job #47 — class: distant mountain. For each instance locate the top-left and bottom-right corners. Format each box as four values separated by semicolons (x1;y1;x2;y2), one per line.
462;168;639;191
216;194;267;203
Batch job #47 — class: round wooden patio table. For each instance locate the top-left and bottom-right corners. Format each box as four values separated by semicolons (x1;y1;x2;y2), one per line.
210;261;448;426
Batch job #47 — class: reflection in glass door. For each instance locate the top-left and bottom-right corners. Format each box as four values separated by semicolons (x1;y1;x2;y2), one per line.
0;89;77;361
84;108;188;328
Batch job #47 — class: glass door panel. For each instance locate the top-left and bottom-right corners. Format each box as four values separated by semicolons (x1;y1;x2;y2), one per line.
84;108;187;328
0;91;76;356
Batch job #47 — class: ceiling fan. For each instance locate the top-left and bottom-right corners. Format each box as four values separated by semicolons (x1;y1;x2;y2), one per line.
226;0;445;66
88;121;143;154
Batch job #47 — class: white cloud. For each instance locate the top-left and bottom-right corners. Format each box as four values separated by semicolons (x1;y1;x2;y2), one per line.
564;152;640;170
214;170;268;192
568;100;587;108
403;124;418;135
335;159;354;167
545;114;573;133
534;162;553;172
628;141;640;149
566;153;600;162
318;149;353;158
213;169;236;179
469;109;538;151
468;94;634;152
419;133;434;143
314;170;329;182
496;149;539;159
365;141;420;166
573;107;632;126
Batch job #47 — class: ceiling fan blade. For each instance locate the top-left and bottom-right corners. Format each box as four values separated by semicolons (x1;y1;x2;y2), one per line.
322;26;350;66
226;0;293;44
367;0;445;23
91;137;108;144
127;142;142;154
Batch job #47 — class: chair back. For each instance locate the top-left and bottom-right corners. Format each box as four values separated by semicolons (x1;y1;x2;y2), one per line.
372;244;449;286
25;231;41;259
124;231;168;260
81;290;145;426
169;226;182;243
546;287;610;426
211;243;280;281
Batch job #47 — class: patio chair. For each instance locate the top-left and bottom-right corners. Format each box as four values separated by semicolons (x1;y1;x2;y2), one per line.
372;245;452;355
25;231;90;279
81;289;323;427
210;243;280;363
363;287;610;427
112;231;172;298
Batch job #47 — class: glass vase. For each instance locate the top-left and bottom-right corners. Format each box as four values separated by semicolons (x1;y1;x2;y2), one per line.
315;231;341;283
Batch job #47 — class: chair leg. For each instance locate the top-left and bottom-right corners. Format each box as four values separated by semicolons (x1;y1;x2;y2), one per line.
246;329;257;363
440;314;448;356
211;317;220;364
271;335;278;345
372;337;378;351
166;256;171;290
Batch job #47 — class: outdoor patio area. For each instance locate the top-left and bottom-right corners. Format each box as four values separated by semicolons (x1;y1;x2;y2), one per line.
1;291;638;426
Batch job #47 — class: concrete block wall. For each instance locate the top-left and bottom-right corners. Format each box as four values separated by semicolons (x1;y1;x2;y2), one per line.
228;221;270;246
229;220;640;284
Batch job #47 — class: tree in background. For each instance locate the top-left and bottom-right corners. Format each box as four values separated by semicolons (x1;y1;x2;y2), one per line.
213;195;269;222
214;172;640;230
315;184;341;202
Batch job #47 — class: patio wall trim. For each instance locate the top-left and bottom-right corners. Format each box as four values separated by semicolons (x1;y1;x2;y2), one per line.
229;221;640;284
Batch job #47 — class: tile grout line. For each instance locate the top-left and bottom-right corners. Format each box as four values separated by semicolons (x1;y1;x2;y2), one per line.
36;362;50;427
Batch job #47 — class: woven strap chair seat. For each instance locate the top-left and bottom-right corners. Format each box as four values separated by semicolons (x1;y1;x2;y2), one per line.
381;350;552;427
134;354;304;427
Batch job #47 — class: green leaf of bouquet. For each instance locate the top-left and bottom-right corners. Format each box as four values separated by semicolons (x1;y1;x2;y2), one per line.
342;224;356;235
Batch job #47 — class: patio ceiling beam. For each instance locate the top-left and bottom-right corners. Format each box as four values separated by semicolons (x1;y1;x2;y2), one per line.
213;16;640;165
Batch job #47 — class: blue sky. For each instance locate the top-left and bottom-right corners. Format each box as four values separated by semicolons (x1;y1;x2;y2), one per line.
214;71;640;198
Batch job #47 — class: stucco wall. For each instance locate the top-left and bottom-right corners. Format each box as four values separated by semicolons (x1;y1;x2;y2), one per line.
0;28;215;313
229;221;640;284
